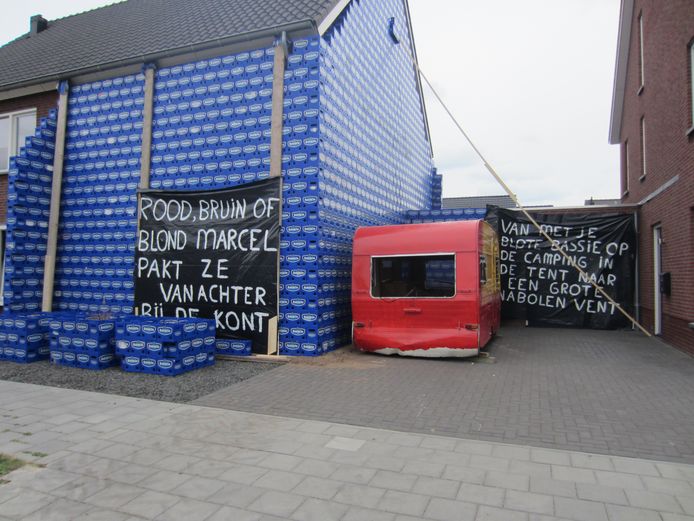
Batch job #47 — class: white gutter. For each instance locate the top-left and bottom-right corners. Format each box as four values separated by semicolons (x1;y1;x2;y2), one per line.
609;0;635;145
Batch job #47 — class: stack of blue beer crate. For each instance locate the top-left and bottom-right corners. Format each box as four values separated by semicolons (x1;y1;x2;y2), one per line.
431;169;443;210
30;0;437;357
404;208;487;224
48;313;118;370
115;317;215;375
53;74;144;317
0;313;50;363
3;111;57;313
215;338;252;357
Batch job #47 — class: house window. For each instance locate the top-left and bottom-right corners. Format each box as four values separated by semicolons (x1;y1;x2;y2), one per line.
638;13;645;91
0;110;37;174
640;117;647;180
371;254;455;298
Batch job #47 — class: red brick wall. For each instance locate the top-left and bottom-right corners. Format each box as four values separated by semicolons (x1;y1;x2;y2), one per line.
0;90;58;224
619;0;694;354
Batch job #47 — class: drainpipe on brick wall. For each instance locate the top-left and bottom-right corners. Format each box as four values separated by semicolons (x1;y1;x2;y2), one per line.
42;80;69;312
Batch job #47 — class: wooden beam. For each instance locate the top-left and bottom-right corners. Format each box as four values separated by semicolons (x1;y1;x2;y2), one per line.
139;64;156;190
267;34;288;355
269;34;288;180
42;81;69;312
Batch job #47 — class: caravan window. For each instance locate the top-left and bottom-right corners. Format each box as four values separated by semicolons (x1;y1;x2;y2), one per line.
371;254;455;298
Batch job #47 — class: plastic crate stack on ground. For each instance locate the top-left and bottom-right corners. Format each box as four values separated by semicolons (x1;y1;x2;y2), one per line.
48;313;118;370
404;208;488;224
54;74;144;317
115;317;215;376
0;313;51;363
431;169;443;209
3;111;57;312
311;0;435;353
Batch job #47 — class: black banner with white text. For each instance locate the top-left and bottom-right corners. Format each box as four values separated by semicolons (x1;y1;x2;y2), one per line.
489;209;636;329
134;179;281;353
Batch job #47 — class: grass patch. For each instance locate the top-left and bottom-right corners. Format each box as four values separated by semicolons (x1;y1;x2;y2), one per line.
0;454;25;478
22;451;47;458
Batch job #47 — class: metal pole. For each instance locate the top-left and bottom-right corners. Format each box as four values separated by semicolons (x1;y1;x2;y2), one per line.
42;80;69;312
267;33;289;355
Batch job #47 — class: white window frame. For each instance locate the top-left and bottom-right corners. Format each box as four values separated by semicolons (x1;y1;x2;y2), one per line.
623;139;630;194
638;13;645;91
690;42;694;129
640;117;647;181
0;108;37;175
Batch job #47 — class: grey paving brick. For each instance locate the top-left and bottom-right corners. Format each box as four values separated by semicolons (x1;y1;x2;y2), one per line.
119;490;180;519
246;490;305;518
413;476;462;499
22;498;92;521
554;497;608;521
551;465;596;484
660;514;694;521
605;504;662;521
73;508;131;521
334;483;386;509
643;476;694;496
504;490;554;515
677;495;694;516
85;483;144;509
370;470;418;492
154;497;221;521
206;506;261;521
293;458;339;478
476;505;528;521
530;477;576;498
595;470;645;490
625;489;684;513
509;460;552;479
291;476;342;500
570;453;615;471
485;470;530;491
402;460;445;478
290;498;348;521
218;464;268;485
424;497;477;521
576;482;628;505
443;465;486;485
0;489;54;518
456;483;505;507
252;469;305;492
378;489;430;517
342;506;396;521
170;476;226;501
329;464;377;485
206;482;265;509
613;458;660;477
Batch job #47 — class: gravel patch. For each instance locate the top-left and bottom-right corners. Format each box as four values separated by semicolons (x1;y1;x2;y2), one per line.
0;359;283;403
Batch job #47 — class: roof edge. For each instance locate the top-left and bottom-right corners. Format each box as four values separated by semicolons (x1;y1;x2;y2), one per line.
317;0;352;35
0;19;318;93
609;0;634;145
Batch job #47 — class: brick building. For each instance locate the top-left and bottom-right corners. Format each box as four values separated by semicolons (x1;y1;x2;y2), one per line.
609;0;694;353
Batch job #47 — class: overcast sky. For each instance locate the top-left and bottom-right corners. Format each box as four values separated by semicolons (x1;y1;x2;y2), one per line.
1;0;621;207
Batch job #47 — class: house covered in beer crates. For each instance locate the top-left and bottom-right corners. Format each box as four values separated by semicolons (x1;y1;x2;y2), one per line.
0;0;436;355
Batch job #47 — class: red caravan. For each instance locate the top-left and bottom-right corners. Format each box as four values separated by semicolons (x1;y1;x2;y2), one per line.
351;220;501;357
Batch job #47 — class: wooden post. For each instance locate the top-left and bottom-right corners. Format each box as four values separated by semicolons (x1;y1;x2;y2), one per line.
133;64;156;316
267;33;289;355
139;64;156;191
42;81;69;312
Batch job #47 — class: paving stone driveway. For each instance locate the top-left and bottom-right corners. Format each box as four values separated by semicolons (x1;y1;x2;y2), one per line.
195;326;694;464
2;381;694;521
